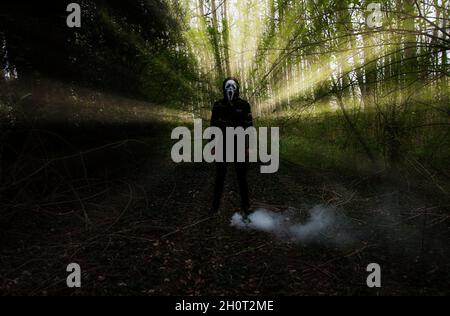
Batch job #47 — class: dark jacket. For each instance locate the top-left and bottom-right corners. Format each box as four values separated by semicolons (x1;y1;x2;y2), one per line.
210;78;254;158
211;78;253;131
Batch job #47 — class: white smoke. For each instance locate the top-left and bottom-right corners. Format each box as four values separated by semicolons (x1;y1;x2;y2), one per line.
231;206;353;247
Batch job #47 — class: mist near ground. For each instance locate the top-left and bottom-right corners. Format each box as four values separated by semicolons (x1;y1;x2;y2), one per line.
231;206;354;247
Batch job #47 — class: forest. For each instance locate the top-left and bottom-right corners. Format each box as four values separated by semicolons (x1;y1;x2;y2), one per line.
0;0;449;296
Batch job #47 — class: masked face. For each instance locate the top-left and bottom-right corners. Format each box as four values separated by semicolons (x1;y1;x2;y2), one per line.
225;80;238;102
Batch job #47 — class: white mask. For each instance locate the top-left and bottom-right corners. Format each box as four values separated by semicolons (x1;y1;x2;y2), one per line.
225;80;238;101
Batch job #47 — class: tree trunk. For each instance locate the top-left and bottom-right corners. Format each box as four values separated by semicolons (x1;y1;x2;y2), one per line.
222;0;231;76
210;0;224;79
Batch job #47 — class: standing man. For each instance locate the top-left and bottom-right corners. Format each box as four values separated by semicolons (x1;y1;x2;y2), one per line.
210;78;253;217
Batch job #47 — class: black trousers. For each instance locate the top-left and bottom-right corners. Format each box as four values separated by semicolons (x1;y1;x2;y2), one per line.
213;162;250;213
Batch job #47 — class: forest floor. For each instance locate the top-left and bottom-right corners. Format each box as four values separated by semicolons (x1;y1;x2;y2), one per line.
0;123;449;296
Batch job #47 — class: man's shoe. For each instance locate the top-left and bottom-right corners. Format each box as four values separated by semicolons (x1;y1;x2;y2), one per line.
242;206;251;217
242;214;252;225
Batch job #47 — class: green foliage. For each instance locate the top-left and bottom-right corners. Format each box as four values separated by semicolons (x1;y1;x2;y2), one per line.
1;0;202;104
